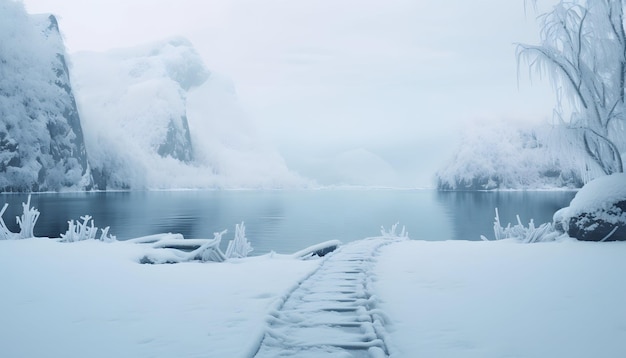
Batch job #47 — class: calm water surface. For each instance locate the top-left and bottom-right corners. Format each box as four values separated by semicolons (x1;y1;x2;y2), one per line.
0;190;576;255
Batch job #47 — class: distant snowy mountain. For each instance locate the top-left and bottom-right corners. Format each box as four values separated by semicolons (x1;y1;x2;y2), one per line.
436;120;586;190
71;38;304;189
0;1;92;192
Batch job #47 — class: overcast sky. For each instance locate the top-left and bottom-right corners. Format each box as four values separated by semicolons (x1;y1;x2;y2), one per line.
23;0;557;187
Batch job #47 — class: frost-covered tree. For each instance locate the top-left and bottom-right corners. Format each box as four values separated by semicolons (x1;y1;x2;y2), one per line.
519;0;626;176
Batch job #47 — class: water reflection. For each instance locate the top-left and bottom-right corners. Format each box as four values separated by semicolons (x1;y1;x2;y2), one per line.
0;190;576;255
435;191;576;241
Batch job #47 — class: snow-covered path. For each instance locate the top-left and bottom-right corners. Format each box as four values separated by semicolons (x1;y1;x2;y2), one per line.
253;238;398;357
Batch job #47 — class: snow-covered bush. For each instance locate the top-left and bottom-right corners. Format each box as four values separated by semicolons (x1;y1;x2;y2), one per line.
437;120;587;190
380;222;409;239
482;208;560;243
60;215;116;243
225;222;253;259
0;195;40;240
16;195;40;239
0;203;14;240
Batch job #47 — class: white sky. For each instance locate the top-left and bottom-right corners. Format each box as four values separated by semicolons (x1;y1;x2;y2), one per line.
22;0;557;187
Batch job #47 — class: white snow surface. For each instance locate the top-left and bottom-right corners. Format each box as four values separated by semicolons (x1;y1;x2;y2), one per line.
567;173;626;217
0;239;318;357
2;237;625;357
376;239;626;357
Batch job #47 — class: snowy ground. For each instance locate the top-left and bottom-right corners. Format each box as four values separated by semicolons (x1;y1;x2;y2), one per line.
375;239;626;358
2;238;625;357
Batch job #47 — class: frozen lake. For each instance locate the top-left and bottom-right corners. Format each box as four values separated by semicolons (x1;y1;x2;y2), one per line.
0;190;576;254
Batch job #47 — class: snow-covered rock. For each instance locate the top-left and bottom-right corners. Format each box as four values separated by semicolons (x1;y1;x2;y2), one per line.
0;1;92;192
554;173;626;241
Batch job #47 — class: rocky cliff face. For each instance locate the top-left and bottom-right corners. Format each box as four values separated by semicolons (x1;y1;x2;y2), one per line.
71;38;207;189
0;1;92;192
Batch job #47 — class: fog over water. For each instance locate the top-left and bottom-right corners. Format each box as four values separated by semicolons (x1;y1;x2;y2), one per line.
23;0;558;187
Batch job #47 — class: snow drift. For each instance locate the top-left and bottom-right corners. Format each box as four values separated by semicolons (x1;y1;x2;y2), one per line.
0;1;92;192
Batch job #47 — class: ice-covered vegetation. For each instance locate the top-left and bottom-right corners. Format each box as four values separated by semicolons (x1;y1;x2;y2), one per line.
60;215;116;243
380;222;409;239
482;172;626;242
440;0;626;190
0;195;39;240
519;0;626;176
436;120;586;190
481;208;560;243
225;222;253;259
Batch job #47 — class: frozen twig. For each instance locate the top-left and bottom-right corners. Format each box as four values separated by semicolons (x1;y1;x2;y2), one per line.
225;221;253;259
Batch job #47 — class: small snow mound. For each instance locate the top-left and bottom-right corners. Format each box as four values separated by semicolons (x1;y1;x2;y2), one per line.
567;173;626;218
556;173;626;241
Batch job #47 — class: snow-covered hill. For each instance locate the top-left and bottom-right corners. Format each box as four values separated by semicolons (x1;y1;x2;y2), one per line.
71;38;305;189
0;1;92;192
436;120;589;190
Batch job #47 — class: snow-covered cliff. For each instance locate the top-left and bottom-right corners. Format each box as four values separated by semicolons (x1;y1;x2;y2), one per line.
0;1;92;192
71;38;304;189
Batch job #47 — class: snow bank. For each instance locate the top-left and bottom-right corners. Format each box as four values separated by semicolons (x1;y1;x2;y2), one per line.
375;239;626;357
564;173;626;220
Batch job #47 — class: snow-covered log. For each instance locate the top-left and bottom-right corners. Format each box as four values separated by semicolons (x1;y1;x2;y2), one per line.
138;230;228;264
291;240;342;259
126;233;184;244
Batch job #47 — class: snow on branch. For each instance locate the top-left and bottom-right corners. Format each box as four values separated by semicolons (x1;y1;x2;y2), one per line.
1;195;40;240
60;215;116;243
137;223;257;264
17;195;40;239
380;222;409;239
225;221;253;259
0;203;15;240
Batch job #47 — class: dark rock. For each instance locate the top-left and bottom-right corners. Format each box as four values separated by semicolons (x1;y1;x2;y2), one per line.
312;244;339;257
567;200;626;241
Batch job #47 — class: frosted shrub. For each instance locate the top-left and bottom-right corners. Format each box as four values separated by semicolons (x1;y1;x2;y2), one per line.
17;195;40;239
482;208;559;243
60;215;116;242
0;195;40;240
0;203;14;240
380;222;409;239
225;221;253;259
